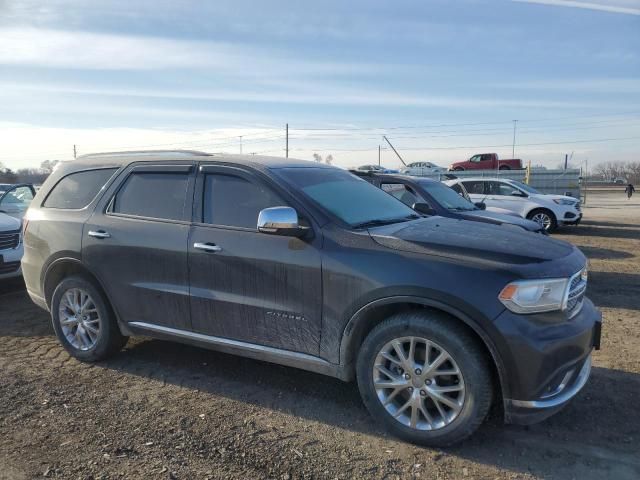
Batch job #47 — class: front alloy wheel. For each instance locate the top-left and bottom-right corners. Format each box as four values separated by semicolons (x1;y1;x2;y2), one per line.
373;337;465;430
357;311;493;446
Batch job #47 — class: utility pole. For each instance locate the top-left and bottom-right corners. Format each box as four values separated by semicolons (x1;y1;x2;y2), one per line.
584;158;588;205
564;153;568;170
73;144;77;159
383;136;406;166
239;136;243;154
512;120;517;159
285;123;289;158
378;145;381;166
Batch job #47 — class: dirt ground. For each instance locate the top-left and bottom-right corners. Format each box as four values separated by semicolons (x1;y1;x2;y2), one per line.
1;189;638;480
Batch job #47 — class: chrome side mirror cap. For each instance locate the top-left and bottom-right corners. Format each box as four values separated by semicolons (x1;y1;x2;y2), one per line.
257;206;307;237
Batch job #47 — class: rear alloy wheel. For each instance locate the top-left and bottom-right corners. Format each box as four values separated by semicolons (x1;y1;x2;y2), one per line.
58;287;102;351
357;311;493;446
51;276;128;361
527;209;557;233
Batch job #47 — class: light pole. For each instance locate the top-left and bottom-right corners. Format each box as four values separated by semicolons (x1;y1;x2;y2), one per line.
512;120;518;159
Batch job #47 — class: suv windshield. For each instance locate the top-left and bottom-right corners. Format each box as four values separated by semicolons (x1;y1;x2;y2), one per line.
420;182;477;212
276;167;419;227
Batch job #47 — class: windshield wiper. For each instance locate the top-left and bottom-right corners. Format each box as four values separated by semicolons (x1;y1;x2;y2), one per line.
352;214;420;229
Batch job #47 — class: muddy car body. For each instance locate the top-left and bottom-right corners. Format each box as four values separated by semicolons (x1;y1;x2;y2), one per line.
23;151;601;446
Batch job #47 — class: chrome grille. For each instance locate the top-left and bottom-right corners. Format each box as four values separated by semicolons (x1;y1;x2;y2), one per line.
0;230;20;250
566;268;587;318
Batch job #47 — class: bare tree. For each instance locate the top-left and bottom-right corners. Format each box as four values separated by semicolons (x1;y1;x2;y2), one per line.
325;154;333;165
40;160;59;173
312;153;323;163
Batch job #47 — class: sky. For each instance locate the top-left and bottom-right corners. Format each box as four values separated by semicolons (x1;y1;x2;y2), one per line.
0;0;639;170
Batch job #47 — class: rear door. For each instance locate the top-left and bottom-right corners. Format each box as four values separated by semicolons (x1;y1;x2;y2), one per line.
188;164;323;355
83;163;195;330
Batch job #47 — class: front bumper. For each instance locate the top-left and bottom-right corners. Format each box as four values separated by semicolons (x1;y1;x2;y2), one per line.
560;211;582;226
493;297;601;425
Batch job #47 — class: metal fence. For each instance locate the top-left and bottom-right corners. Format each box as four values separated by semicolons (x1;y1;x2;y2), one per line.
420;169;582;197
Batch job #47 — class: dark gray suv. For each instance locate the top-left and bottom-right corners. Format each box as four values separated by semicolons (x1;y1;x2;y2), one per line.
23;151;601;446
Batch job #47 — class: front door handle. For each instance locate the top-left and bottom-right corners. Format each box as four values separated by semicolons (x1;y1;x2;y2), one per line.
88;230;111;239
194;242;222;252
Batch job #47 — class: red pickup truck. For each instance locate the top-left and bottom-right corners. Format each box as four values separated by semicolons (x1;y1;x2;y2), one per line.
448;153;523;171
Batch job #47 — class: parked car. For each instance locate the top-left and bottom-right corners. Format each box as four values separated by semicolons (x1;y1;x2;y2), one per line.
0;183;36;219
449;153;523;171
400;162;447;176
355;164;399;173
354;172;545;234
445;178;582;232
0;212;23;280
23;151;601;446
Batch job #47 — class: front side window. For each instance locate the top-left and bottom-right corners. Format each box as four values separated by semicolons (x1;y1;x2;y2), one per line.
112;172;189;221
43;168;117;209
382;183;422;207
487;181;518;196
203;173;285;229
275;167;417;227
462;181;485;195
469;155;481;163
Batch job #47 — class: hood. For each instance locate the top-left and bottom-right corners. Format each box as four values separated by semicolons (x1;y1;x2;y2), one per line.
368;216;573;266
0;212;21;232
460;210;543;232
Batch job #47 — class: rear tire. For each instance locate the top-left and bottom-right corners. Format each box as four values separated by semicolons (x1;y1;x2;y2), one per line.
356;311;493;446
499;165;510;170
51;275;128;362
527;208;557;233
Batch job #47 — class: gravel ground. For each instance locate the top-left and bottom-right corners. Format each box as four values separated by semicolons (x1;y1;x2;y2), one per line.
1;190;638;480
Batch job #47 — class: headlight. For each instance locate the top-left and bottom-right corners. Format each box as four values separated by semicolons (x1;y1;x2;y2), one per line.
499;278;569;314
553;198;576;206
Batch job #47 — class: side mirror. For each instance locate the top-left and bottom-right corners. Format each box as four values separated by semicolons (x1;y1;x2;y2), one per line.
257;206;307;237
474;201;486;210
511;190;526;197
412;202;436;216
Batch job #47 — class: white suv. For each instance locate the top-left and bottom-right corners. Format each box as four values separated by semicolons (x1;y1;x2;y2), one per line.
400;162;447;176
444;178;581;232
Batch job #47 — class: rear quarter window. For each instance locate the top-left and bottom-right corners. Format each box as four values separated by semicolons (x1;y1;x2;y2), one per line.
43;168;118;209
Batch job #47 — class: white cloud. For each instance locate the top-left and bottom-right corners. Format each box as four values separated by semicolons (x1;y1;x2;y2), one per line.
0;27;370;76
0;81;613;110
513;0;640;15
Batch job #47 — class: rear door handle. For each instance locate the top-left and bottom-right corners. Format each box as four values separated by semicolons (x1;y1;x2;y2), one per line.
88;230;111;239
194;242;222;252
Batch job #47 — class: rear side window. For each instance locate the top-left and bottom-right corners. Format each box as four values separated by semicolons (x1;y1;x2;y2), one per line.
43;168;117;209
112;172;189;221
462;181;485;195
203;174;285;229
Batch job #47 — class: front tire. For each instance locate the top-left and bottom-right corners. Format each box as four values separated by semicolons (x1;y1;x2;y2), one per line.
51;275;128;362
527;208;558;233
356;311;493;446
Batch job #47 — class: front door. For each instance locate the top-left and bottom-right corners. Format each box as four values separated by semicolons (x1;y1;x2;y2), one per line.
83;163;195;331
188;165;323;355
